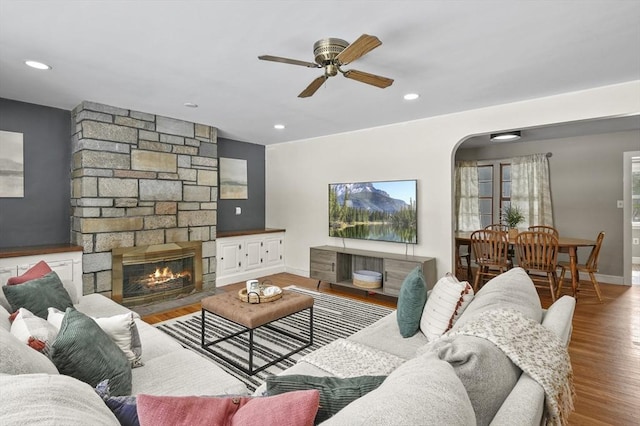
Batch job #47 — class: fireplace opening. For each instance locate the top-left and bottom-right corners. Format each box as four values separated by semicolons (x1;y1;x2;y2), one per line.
112;242;203;306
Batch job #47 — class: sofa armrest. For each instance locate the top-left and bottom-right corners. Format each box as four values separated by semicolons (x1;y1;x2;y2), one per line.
490;374;545;426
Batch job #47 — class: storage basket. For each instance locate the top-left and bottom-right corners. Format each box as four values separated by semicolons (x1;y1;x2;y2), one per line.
353;270;382;289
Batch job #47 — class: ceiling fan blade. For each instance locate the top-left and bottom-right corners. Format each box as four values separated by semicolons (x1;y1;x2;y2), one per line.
335;34;382;65
298;76;327;98
343;69;393;88
258;55;320;68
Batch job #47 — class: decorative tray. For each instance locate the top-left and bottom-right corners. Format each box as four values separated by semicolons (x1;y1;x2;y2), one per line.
238;286;283;304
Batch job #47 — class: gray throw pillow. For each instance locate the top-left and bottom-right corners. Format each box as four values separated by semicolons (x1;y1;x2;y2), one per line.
2;271;73;318
396;266;427;337
418;335;521;426
266;374;386;423
50;308;132;396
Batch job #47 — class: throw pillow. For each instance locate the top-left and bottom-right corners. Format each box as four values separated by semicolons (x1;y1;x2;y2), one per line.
451;267;542;331
10;307;59;356
50;307;132;396
0;327;59;375
418;334;521;426
419;273;474;341
321;351;476;426
6;260;52;285
136;390;320;426
2;271;73;318
396;266;428;338
95;380;140;426
266;374;387;423
0;374;119;425
48;308;143;368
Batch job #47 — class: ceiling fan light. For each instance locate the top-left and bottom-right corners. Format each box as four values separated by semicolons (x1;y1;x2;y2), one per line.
490;131;521;142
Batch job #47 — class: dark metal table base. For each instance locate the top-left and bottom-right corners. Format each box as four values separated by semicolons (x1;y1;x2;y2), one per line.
200;306;313;376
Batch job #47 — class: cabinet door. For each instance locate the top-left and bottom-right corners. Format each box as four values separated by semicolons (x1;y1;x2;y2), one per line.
264;236;283;267
383;259;422;296
0;265;17;286
244;238;263;271
44;260;75;283
218;241;242;275
310;248;338;283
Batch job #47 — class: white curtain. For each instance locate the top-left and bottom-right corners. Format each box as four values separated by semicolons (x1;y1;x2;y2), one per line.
454;161;481;231
511;153;554;227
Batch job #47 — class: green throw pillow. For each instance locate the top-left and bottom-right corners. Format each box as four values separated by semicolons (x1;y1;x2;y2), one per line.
266;374;387;424
2;271;73;319
396;266;428;337
50;308;132;396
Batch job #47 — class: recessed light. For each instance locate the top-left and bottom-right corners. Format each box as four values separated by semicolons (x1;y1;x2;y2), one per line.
403;93;419;101
25;60;51;70
184;102;198;108
274;124;285;130
490;131;521;142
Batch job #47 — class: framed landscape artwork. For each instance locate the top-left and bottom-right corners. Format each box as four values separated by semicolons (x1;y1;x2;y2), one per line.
0;130;24;198
219;157;248;199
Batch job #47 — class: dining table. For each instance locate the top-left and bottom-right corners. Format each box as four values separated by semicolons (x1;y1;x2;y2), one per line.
455;231;596;298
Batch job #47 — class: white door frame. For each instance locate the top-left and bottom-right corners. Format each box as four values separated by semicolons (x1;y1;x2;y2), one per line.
623;151;639;285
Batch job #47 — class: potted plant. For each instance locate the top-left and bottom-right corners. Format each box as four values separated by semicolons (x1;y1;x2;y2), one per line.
502;204;525;238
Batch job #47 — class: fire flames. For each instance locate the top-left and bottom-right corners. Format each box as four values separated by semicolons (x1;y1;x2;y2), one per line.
145;267;191;287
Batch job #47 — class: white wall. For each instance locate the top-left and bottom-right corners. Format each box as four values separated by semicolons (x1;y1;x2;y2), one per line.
266;81;640;279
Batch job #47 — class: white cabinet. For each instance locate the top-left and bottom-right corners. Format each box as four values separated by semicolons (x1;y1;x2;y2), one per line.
215;231;285;286
0;247;83;296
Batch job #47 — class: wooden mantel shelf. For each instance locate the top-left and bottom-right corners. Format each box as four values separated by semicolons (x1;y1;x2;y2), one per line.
216;228;285;238
0;244;83;259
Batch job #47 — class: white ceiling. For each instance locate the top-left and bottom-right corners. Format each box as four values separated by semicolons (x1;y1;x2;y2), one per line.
1;1;639;145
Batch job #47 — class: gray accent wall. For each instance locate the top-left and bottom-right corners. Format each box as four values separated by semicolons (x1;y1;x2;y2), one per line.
0;98;71;248
456;129;640;277
217;138;265;232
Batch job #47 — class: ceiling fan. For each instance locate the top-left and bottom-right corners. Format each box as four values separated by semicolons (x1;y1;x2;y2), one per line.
258;34;394;98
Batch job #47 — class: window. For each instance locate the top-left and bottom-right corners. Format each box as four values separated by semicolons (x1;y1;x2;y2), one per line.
478;161;512;227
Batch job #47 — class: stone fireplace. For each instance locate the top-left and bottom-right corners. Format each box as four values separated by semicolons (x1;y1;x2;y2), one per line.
70;101;218;299
112;241;203;306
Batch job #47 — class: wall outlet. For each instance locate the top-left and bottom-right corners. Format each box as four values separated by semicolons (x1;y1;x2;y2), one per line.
235;207;241;215
633;238;640;245
617;200;624;208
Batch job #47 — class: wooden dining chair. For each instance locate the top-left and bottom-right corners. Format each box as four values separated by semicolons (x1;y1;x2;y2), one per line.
470;229;510;291
557;231;605;302
514;231;559;301
528;225;559;237
455;241;473;282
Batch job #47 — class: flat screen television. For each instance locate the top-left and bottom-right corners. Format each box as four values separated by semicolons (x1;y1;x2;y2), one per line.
329;179;417;244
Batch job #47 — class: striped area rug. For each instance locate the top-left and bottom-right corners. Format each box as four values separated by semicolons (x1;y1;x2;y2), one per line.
155;286;393;392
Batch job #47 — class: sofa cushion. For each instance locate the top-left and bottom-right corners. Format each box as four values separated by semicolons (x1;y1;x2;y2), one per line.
396;266;428;337
418;334;521;426
321;351;476;426
0;373;119;426
49;308;143;368
2;272;74;318
6;260;52;285
419;273;474;341
266;374;387;423
0;327;59;375
136;390;320;426
11;307;59;355
451;267;542;331
0;304;11;331
50;308;132;396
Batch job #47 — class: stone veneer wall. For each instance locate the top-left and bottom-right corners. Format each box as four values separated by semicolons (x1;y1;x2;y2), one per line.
70;101;218;296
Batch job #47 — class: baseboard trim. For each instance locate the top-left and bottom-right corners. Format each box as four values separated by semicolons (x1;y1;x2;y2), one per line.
215;266;286;287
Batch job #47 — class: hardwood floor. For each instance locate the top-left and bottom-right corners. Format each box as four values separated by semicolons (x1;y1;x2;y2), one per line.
143;273;639;425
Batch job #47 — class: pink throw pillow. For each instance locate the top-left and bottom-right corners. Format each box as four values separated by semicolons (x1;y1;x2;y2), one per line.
136;389;320;426
7;261;52;285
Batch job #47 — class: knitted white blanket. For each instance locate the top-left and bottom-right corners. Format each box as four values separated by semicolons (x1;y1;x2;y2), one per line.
448;308;575;426
300;338;405;377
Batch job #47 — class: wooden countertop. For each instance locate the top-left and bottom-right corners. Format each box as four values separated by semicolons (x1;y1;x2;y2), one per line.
216;228;286;238
0;243;84;259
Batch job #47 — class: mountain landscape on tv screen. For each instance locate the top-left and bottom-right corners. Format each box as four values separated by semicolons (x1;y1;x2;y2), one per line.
331;183;408;212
